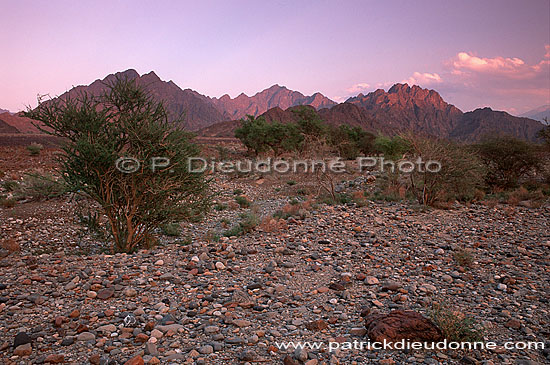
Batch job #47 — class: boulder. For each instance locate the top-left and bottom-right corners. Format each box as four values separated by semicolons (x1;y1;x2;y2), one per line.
364;310;443;342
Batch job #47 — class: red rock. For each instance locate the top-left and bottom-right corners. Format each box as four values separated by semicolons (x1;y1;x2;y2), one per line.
305;319;328;331
89;354;100;365
364;310;442;342
44;354;65;363
54;316;65;327
124;355;144;365
68;309;80;318
13;343;32;356
135;333;149;343
97;287;114;300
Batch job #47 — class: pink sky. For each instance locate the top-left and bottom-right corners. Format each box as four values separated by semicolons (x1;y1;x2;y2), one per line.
0;0;549;115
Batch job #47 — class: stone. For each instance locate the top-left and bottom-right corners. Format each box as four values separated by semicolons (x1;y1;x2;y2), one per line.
215;261;225;270
365;276;379;285
97;287;115;300
150;329;163;339
124;355;144;365
77;332;96;342
13;343;32;356
145;342;158;356
199;345;213;354
238;349;258;361
44;354;65;363
124;288;138;297
364;310;443;342
13;332;32;348
305;319;328;331
232;319;252;327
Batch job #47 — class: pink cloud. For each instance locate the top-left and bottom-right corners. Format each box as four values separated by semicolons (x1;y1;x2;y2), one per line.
448;49;549;80
346;82;371;94
402;72;442;86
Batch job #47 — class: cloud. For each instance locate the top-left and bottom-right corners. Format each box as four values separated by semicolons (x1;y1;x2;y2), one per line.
402;72;442;86
346;82;371;94
448;49;549;80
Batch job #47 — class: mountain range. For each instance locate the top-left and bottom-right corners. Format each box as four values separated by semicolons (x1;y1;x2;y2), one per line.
1;69;545;142
521;105;550;123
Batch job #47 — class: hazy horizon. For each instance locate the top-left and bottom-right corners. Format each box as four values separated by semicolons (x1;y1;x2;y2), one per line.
1;0;549;115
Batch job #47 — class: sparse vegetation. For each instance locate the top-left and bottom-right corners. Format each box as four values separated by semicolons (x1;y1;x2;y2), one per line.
475;136;542;190
234;195;251;208
26;143;44;156
429;302;484;342
453;248;474;267
161;222;181;237
25;77;211;253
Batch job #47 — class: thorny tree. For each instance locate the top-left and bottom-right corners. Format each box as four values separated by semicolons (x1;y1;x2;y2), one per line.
26;77;211;253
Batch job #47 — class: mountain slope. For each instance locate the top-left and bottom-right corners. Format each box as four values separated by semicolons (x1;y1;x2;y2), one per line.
210;85;336;120
56;69;225;131
520;105;550;123
451;108;544;142
346;83;463;137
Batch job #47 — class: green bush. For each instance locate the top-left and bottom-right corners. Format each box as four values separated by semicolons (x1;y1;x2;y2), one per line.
429;302;484;342
235;195;251;208
17;173;67;200
0;197;16;208
374;135;411;160
25;77;211;253
407;136;485;205
161;222;181;237
2;180;19;192
475;136;542;190
27;143;44;156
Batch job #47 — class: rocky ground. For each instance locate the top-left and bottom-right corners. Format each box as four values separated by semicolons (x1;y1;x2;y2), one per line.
1;149;550;364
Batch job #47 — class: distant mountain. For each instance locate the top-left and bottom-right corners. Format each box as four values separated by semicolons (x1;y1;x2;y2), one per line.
451;108;545;142
520;105;550;123
200;84;544;142
46;70;336;131
55;69;225;131
0;108;10;114
210;85;336;120
14;71;544;142
0;114;20;133
346;84;463;137
0;112;44;133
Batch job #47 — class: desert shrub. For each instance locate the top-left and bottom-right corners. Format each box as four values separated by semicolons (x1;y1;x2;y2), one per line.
16;173;68;200
507;186;546;207
239;211;260;233
429;302;484;342
453;248;474;267
374;135;411;160
475;136;542;190
406;136;485;206
293;106;327;138
223;224;243;237
2;180;19;192
0;197;16;208
328;125;376;159
234;195;251;208
214;202;228;211
537;123;550;150
235;115;303;156
26;143;44;156
233;189;243;195
25;77;210;253
215;146;231;161
286;180;297;186
222;209;260;237
161;222;181;237
205;230;220;243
